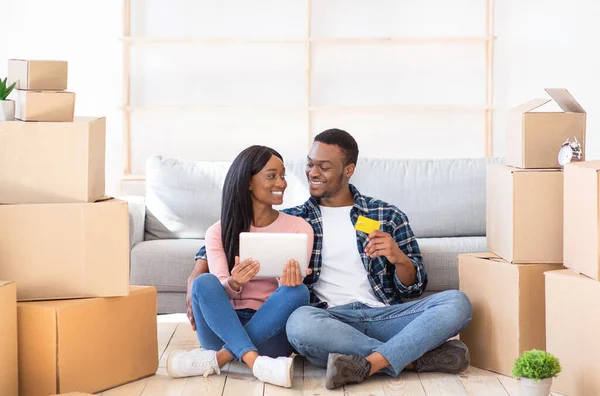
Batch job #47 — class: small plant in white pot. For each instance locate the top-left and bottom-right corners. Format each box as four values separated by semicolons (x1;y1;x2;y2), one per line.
0;77;17;121
512;349;562;396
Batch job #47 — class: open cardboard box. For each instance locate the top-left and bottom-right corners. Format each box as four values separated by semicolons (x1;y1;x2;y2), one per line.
506;88;586;169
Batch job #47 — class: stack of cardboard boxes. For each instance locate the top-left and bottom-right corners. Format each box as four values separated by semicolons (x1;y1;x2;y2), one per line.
546;161;600;395
458;89;585;378
8;59;75;122
0;60;159;396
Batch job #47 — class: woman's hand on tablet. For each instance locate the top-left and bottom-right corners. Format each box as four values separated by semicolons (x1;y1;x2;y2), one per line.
229;256;260;291
280;259;312;286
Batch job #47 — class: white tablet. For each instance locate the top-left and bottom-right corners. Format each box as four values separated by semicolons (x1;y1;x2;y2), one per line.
239;232;309;278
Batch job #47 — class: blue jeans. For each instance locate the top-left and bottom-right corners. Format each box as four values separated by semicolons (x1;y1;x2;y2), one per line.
192;273;310;361
286;290;472;376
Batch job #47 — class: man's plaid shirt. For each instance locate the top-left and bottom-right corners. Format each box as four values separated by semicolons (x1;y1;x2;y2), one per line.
195;184;428;306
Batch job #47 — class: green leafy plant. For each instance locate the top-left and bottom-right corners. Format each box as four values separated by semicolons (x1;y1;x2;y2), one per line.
512;349;562;382
0;78;16;101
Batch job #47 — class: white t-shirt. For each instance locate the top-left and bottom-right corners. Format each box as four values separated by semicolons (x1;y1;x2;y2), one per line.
312;206;385;308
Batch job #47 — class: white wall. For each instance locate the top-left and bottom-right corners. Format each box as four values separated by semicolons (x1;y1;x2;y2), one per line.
0;0;123;195
1;0;599;196
494;0;600;159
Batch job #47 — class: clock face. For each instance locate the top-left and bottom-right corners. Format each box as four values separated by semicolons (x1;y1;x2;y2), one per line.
558;145;573;166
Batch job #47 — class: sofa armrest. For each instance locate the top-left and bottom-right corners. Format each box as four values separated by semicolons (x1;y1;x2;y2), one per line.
121;196;146;249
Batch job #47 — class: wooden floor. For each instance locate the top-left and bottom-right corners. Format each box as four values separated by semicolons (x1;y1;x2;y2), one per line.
96;314;565;396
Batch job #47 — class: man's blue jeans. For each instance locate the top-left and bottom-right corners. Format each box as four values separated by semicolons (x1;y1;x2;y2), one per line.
192;273;310;360
286;290;472;376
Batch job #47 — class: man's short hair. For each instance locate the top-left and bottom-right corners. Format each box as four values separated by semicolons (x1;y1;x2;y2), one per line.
313;128;359;166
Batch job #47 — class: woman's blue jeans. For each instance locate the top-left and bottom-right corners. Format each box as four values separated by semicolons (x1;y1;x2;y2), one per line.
192;273;310;360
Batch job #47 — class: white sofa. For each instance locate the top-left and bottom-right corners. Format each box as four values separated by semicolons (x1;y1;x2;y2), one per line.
125;155;501;313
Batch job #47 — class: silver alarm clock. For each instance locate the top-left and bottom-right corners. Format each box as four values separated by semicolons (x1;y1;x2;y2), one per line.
558;136;583;167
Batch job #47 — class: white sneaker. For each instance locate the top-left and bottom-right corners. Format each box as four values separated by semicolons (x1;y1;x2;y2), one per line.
252;356;294;388
167;348;221;378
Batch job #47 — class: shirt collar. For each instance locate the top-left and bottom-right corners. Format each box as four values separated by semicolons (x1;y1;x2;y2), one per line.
306;184;369;214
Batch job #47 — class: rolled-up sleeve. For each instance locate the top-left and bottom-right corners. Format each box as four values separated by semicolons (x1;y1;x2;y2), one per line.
391;213;428;298
194;245;207;261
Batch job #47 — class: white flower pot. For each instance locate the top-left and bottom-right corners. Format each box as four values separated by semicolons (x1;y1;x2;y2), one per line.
521;377;553;396
0;99;15;121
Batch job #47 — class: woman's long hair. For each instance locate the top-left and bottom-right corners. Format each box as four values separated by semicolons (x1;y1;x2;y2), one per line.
221;145;284;271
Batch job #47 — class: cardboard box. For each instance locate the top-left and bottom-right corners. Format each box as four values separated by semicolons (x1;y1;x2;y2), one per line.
486;164;563;263
546;270;600;396
0;198;130;301
506;88;586;169
8;59;68;90
0;281;18;396
18;286;158;396
0;117;105;204
564;160;600;280
15;89;75;122
458;252;563;376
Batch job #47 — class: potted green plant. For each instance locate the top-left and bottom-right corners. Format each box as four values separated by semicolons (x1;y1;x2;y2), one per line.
512;349;562;396
0;77;17;121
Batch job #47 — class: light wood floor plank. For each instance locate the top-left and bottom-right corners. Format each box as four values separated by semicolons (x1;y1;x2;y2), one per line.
159;323;200;367
344;378;386;395
458;366;509;395
419;372;468;396
180;375;227;396
496;374;522;396
382;372;426;396
140;368;187;396
99;376;151;395
158;322;178;360
222;376;264;396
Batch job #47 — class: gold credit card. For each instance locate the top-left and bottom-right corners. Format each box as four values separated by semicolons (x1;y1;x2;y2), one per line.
355;215;381;234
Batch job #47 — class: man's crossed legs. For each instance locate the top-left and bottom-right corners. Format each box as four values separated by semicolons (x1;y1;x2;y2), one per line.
286;290;472;389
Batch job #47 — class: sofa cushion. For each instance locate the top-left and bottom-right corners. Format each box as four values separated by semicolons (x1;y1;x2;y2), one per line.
145;156;229;240
130;239;203;292
419;236;488;291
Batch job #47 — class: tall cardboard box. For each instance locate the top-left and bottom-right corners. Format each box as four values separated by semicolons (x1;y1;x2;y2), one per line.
458;252;563;376
7;59;68;90
18;286;158;396
15;90;76;122
486;164;563;263
0;199;130;301
506;88;586;169
546;270;600;396
564;160;600;280
0;117;105;204
0;281;18;396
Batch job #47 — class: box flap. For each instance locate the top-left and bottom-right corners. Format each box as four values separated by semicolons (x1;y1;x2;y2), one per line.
458;252;500;260
0;280;14;288
512;98;551;114
510;168;562;174
544;269;581;279
17;303;59;396
545;88;585;113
